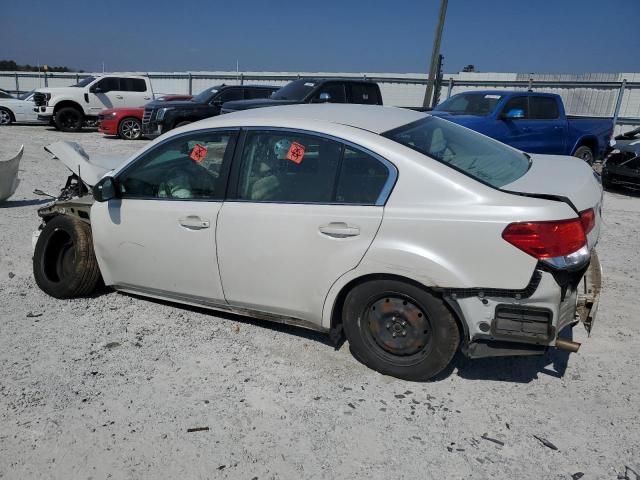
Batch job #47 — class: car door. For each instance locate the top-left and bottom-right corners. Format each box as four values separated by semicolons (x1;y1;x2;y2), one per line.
216;129;395;324
527;96;567;154
494;96;538;151
90;129;237;304
211;87;244;112
118;78;152;107
87;77;126;114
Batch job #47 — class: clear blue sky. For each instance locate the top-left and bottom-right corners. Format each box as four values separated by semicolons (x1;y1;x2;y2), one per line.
1;0;639;73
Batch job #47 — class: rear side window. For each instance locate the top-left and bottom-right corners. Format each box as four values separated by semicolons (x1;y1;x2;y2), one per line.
350;83;379;104
245;88;275;100
336;147;389;204
501;96;529;119
120;78;147;92
384;116;530;188
237;131;342;203
216;88;244;103
529;97;560;119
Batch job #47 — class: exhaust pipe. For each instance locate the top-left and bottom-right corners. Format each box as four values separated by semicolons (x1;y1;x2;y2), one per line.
555;339;581;352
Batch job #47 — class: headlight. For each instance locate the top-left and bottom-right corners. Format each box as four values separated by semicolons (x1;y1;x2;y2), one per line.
156;108;171;121
110;112;118;116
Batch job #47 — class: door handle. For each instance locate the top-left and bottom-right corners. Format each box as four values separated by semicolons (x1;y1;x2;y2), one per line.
319;222;360;238
115;95;124;99
179;215;210;230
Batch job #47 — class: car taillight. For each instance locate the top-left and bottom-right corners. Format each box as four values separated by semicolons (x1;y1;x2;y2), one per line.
502;218;586;259
579;208;595;235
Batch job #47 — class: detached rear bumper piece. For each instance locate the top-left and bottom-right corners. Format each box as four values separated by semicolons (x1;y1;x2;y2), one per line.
453;250;602;359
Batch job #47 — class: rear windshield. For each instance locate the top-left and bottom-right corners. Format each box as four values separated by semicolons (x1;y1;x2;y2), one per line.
383;116;530;188
434;93;502;116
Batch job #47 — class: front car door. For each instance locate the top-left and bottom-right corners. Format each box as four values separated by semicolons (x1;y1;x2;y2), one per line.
87;77;125;114
211;87;244;112
216;129;395;325
91;129;237;305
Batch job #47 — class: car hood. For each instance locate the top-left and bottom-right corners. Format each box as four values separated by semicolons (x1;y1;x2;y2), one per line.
222;98;299;112
503;154;602;212
44;142;126;187
36;87;85;97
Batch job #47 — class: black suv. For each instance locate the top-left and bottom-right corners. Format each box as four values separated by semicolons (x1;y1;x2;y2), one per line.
142;84;278;138
220;78;383;114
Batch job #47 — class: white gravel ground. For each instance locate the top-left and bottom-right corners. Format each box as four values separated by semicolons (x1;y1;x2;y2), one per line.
1;124;639;480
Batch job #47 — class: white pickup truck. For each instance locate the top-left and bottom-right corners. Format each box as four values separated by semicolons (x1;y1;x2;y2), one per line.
33;75;154;132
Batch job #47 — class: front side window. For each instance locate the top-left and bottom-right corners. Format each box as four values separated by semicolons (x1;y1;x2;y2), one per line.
215;88;243;103
384;116;530;188
237;131;342;203
119;131;235;200
501;96;529;119
529;97;559;119
315;83;347;103
94;77;120;93
350;84;379;105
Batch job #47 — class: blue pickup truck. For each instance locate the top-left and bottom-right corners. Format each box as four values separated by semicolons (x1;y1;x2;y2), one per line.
430;91;613;163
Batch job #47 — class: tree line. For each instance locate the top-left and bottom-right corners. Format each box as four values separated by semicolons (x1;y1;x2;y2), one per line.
0;60;82;72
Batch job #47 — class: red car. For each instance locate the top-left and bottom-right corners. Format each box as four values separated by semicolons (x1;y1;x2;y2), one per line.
98;94;192;140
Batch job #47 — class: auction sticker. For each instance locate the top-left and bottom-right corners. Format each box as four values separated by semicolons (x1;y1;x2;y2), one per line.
286;142;306;164
190;144;208;163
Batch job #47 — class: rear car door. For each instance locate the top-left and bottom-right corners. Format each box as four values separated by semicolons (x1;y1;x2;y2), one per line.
91;129;237;304
119;78;152;107
216;129;395;324
527;96;567;154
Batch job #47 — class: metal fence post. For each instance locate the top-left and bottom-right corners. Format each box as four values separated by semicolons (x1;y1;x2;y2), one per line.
240;73;244;85
188;73;193;95
446;77;453;99
44;72;48;87
15;73;19;94
76;73;79;84
612;79;627;128
528;77;533;91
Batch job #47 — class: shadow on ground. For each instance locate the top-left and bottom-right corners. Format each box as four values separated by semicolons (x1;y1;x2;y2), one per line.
0;198;50;208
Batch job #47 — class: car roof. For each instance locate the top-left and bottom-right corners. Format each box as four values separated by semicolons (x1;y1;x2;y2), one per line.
195;104;427;134
453;90;558;97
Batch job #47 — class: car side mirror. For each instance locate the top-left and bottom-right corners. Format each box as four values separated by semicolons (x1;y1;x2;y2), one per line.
502;108;525;119
90;86;103;94
93;176;118;202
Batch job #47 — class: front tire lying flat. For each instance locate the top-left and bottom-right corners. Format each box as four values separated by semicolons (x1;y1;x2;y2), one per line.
343;279;460;381
33;215;101;298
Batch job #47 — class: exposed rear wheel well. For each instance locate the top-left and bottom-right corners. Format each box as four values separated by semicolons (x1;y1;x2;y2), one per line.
574;137;598;156
329;273;467;341
53;100;83;115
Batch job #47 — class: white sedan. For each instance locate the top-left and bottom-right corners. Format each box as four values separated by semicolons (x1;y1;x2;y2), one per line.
33;104;603;380
0;91;47;125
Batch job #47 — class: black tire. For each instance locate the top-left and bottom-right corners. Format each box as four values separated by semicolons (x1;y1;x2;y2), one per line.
118;116;142;140
55;107;84;132
33;215;101;299
342;279;460;381
0;107;14;125
574;145;594;165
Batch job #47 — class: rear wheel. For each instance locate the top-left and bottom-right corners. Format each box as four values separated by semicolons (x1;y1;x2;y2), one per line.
33;215;101;298
342;279;460;381
55;107;84;132
118;117;142;140
0;107;13;125
574;145;594;165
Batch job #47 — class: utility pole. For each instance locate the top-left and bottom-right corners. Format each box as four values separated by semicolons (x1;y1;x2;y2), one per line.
422;0;448;107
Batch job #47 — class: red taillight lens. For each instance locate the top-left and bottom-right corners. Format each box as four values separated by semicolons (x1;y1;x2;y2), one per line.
502;218;586;259
579;208;595;235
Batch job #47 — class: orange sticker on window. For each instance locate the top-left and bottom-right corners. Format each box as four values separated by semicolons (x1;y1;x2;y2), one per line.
286;142;305;164
190;144;208;163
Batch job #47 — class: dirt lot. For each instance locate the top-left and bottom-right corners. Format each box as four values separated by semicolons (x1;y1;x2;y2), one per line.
1;124;639;480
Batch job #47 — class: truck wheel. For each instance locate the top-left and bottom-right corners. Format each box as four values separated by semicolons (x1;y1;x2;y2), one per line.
33;215;101;299
118;117;142;140
0;107;13;125
342;279;460;381
55;107;84;132
574;146;594;165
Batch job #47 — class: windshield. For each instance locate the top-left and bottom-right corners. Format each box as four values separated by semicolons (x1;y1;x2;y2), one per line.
434;93;503;116
271;79;316;100
384;116;530;188
193;86;221;103
72;76;96;87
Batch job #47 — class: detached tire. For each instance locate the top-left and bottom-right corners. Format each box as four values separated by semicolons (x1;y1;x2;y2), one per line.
343;279;460;381
55;107;83;132
574;145;594;165
33;215;101;299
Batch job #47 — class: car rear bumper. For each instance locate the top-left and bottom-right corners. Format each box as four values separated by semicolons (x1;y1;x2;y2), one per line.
454;250;602;358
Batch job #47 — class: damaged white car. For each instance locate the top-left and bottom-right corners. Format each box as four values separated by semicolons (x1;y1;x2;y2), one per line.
33;104;602;380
